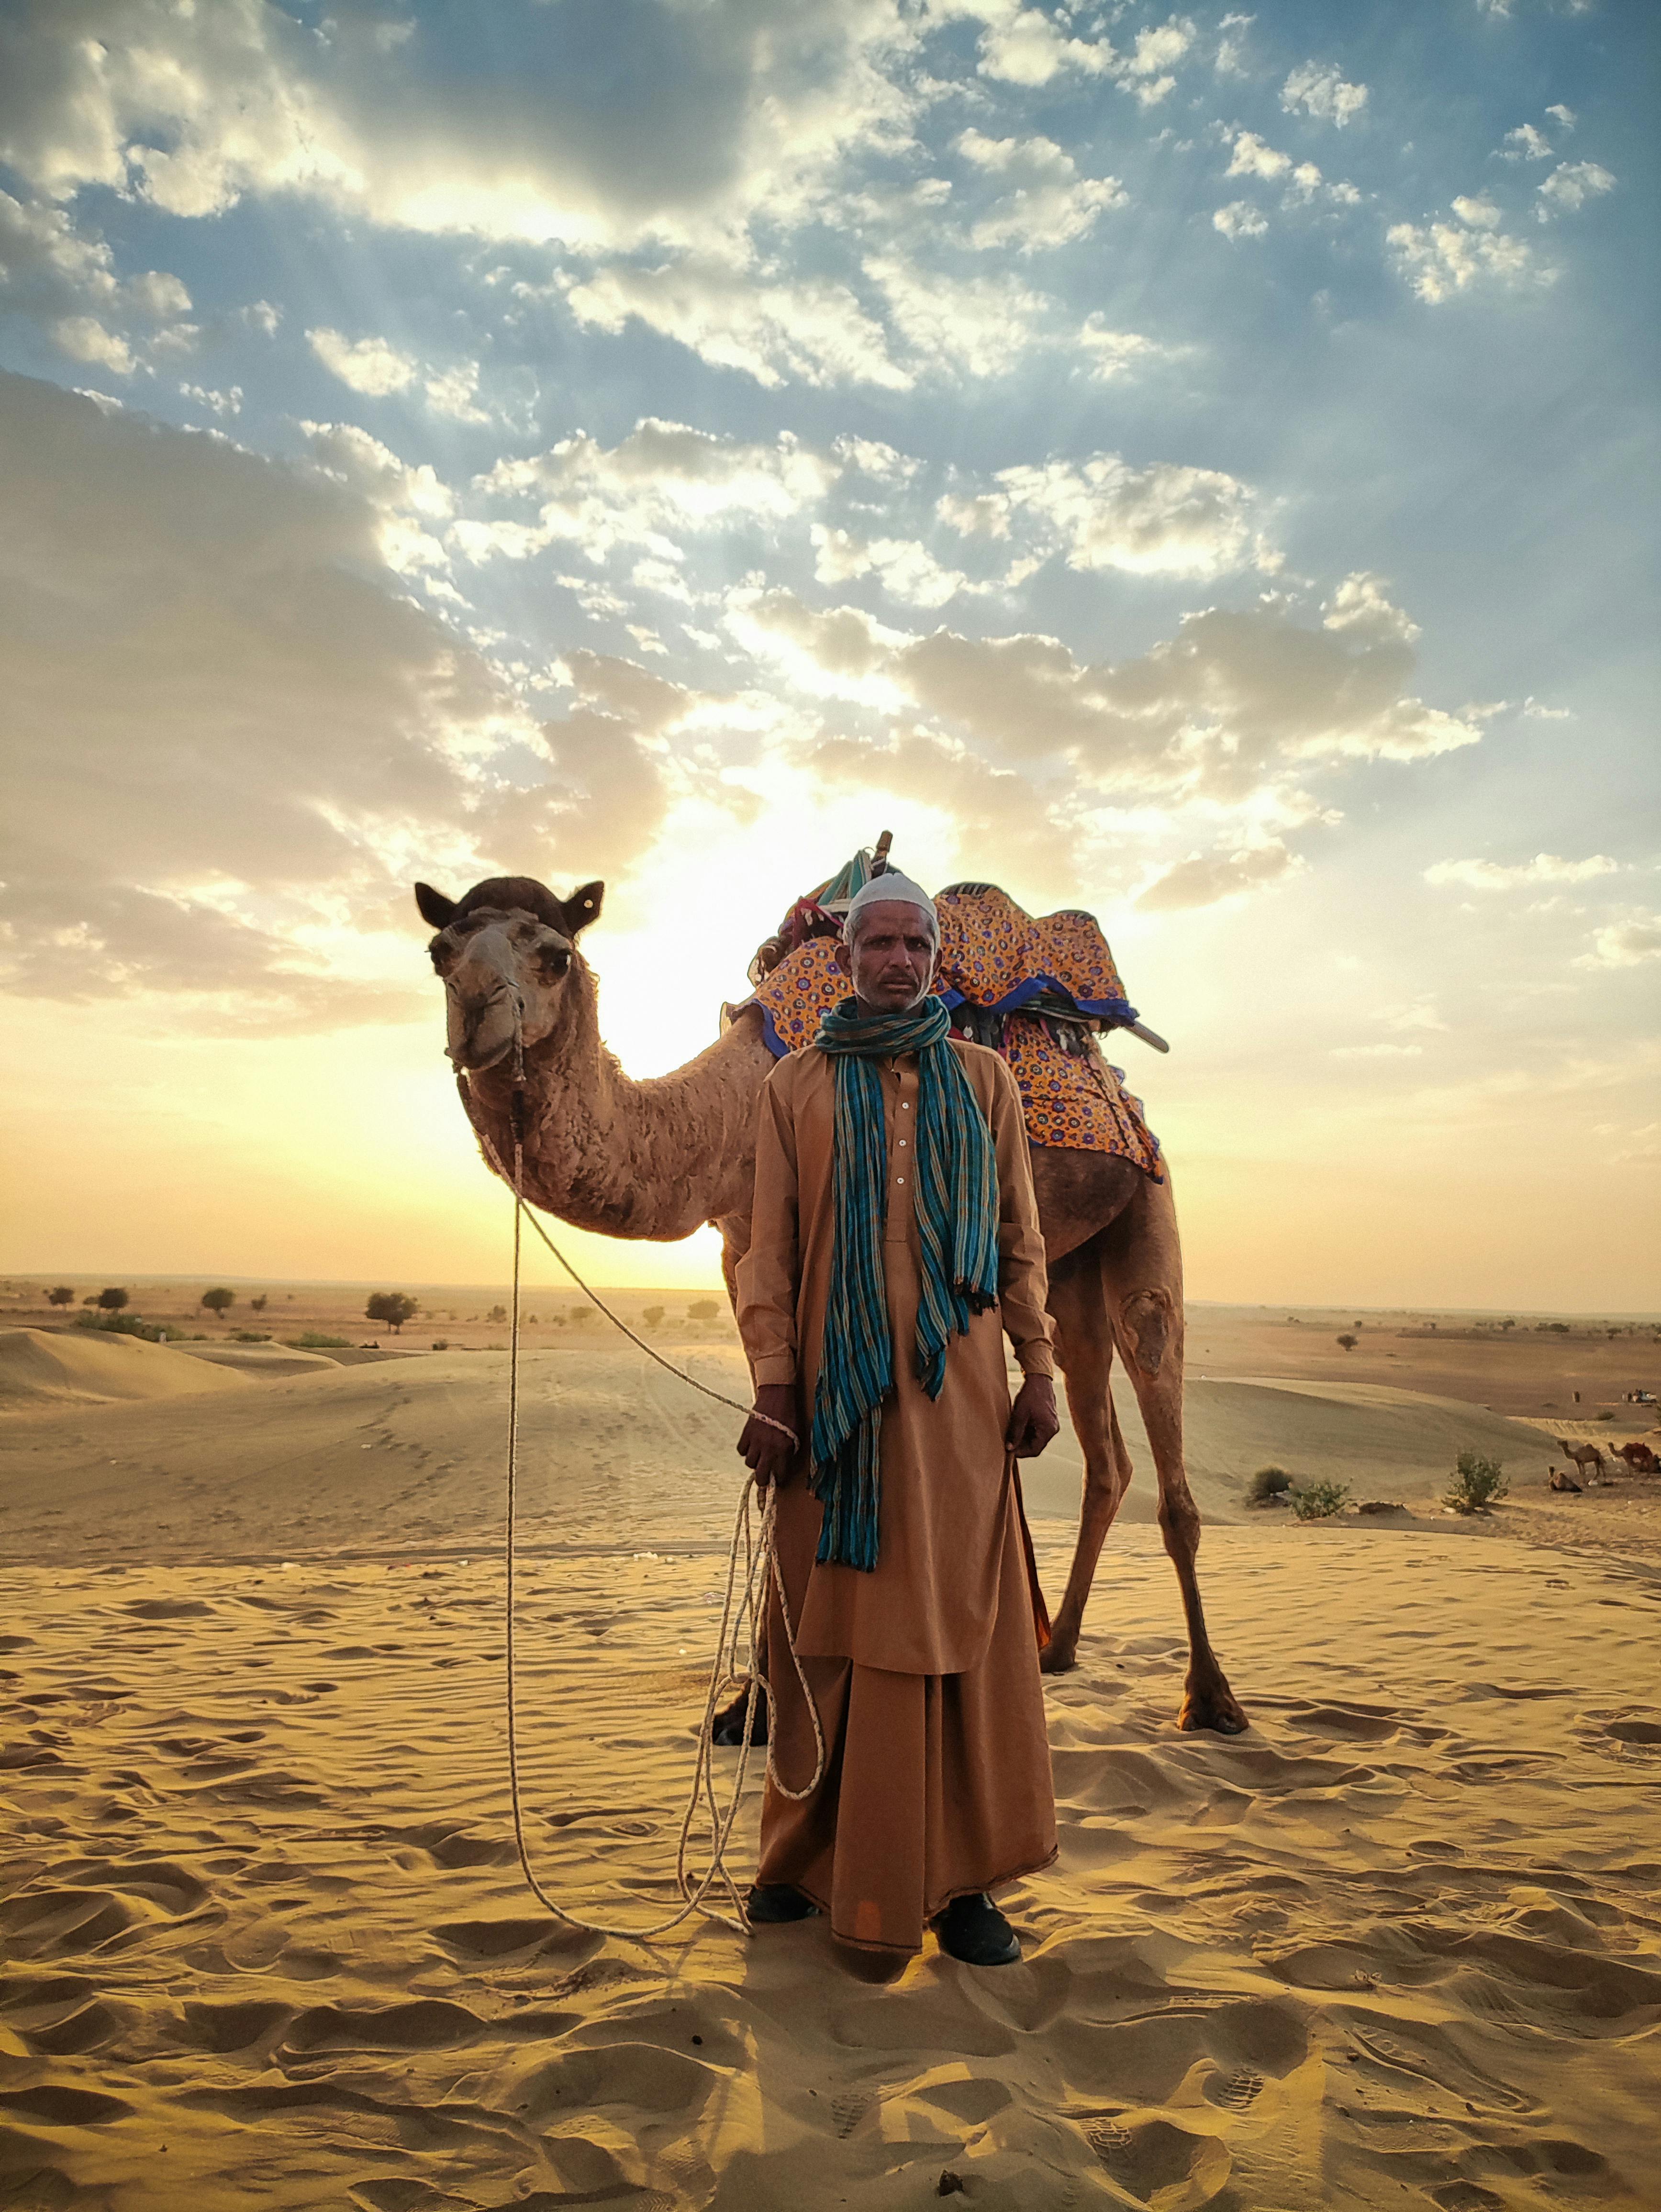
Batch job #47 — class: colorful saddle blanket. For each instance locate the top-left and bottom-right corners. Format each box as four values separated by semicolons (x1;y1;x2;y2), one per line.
740;883;1163;1176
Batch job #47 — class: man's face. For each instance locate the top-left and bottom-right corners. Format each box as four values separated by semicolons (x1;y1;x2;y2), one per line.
835;900;938;1013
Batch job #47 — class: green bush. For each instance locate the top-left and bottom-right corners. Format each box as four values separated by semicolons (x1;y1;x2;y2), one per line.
232;1330;272;1343
286;1331;351;1349
1445;1450;1508;1515
75;1310;176;1343
1247;1465;1292;1505
1291;1479;1350;1521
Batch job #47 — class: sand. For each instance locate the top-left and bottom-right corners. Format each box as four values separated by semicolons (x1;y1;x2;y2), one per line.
0;1329;256;1413
3;1334;1660;2209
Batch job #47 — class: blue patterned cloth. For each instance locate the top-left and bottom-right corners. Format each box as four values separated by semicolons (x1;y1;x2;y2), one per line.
809;995;1000;1571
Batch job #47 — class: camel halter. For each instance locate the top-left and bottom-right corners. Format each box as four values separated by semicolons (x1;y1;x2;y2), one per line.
454;1004;825;1945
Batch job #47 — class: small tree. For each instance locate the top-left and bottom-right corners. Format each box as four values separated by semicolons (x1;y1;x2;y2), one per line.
250;1294;268;1313
98;1287;130;1313
366;1291;419;1334
1291;1479;1350;1521
688;1300;719;1322
643;1304;665;1328
47;1286;75;1309
201;1287;234;1317
1445;1450;1507;1515
1247;1466;1292;1506
1336;1333;1359;1353
485;1304;507;1324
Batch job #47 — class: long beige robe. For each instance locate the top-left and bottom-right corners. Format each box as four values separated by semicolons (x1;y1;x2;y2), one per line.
735;1037;1058;1953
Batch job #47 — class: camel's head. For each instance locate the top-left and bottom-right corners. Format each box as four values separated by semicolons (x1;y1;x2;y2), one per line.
415;874;602;1073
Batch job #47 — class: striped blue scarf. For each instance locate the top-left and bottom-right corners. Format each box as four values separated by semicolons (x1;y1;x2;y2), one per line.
809;994;1001;1571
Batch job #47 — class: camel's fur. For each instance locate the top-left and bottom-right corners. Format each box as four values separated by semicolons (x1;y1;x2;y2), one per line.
419;876;1245;1734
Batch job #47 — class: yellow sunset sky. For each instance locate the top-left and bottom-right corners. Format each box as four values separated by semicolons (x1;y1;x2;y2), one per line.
1;1;1655;1312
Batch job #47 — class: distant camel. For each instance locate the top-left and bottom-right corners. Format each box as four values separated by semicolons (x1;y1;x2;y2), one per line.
1557;1439;1606;1478
1614;1441;1659;1474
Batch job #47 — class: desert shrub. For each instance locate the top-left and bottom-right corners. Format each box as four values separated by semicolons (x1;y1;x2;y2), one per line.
568;1305;594;1325
1247;1465;1292;1505
233;1330;272;1343
201;1287;234;1315
688;1300;719;1321
76;1310;174;1342
97;1287;130;1312
485;1304;507;1324
1594;1410;1615;1422
1445;1451;1508;1515
1290;1480;1350;1521
47;1286;75;1308
643;1304;665;1328
431;1338;450;1350
287;1331;350;1348
1336;1333;1358;1352
250;1294;268;1313
366;1291;418;1334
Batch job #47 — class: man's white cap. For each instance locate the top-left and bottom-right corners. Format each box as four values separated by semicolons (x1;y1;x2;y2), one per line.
843;868;938;942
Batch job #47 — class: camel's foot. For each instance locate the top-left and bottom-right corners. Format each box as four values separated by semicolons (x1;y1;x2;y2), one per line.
1179;1672;1249;1735
711;1682;769;1747
1039;1635;1079;1676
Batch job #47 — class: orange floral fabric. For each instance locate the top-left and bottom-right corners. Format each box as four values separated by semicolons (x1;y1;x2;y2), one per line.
741;888;1162;1175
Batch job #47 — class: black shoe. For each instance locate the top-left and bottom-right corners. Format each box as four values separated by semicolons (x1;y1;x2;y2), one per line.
746;1883;819;1923
931;1892;1021;1966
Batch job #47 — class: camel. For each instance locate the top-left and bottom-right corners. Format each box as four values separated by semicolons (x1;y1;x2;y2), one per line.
414;872;1247;1735
1557;1439;1607;1479
1614;1441;1659;1474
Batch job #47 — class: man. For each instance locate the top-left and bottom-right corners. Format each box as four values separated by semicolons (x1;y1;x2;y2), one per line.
735;870;1061;1966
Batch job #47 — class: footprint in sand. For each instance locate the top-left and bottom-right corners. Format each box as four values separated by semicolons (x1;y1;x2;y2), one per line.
830;2089;872;2139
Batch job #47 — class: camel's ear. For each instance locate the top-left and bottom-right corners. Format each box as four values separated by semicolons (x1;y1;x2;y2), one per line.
564;880;604;935
414;882;458;930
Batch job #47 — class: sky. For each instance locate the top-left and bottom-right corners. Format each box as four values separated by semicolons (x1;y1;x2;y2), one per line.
0;0;1656;1310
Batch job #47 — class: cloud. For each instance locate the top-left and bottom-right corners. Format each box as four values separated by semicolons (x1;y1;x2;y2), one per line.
560;255;909;390
0;370;670;1028
1331;1040;1424;1059
1214;201;1269;241
1227;132;1291;182
470;416;840;570
1502;123;1551;160
967;2;1117;87
1386;203;1545;302
958;130;1126;252
1545;105;1576;130
987;453;1265;579
1281;61;1368;127
729;573;1481;822
863;255;1052;378
0;0;918;254
1424;853;1618;891
1577;916;1661;969
810;525;968;608
1537;161;1615;218
1074;318;1171;381
0;188;193;372
307;327;418;397
1137;838;1300;910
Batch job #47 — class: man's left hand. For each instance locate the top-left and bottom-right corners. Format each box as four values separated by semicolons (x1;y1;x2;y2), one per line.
1007;1374;1059;1457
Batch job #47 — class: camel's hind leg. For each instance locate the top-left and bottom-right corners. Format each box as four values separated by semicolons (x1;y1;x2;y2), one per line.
1100;1167;1248;1736
1042;1234;1136;1674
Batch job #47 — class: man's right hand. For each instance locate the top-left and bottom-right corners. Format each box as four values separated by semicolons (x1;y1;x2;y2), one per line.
738;1382;801;1488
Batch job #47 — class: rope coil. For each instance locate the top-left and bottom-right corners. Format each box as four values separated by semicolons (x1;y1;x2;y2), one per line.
461;1060;825;1944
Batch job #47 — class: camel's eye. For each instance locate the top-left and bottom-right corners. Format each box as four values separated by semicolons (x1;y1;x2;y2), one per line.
536;942;571;979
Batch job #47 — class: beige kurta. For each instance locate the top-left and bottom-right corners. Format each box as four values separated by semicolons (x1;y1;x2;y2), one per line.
735;1036;1059;1953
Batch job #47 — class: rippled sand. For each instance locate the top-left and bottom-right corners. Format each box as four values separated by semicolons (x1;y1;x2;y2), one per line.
4;1338;1660;2207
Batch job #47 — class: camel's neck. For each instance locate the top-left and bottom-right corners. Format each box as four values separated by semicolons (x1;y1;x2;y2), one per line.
463;955;772;1240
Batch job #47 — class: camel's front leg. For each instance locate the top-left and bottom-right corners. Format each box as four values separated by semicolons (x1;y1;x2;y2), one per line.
1042;1242;1135;1674
1103;1169;1248;1736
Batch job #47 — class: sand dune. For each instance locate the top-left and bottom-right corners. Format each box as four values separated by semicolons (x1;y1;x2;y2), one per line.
0;1327;255;1412
0;1345;1561;1566
3;1338;1659;2207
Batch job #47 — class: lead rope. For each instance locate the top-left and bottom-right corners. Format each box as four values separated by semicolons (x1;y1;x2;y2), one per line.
460;1041;825;1945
